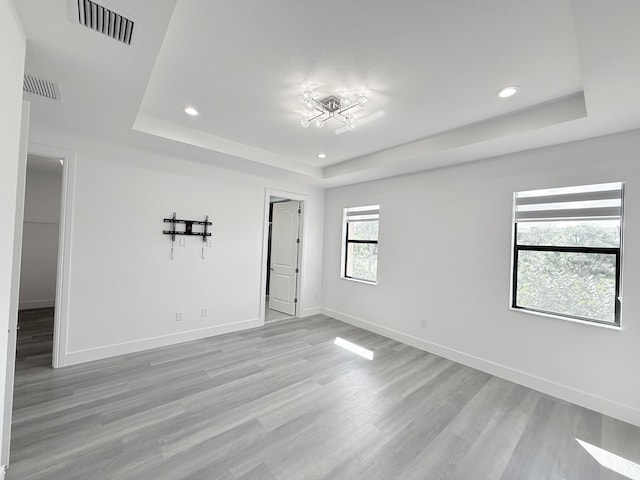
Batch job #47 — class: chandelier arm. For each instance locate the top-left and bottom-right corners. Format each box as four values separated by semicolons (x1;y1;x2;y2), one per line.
307;111;327;122
333;112;350;125
305;98;326;115
337;103;360;115
311;98;326;111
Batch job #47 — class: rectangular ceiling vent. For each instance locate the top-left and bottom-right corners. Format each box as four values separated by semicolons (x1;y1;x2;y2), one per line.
23;75;62;101
77;0;134;45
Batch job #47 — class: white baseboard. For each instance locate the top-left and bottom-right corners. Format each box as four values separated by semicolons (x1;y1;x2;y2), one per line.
63;318;262;366
19;298;54;310
322;307;640;428
300;306;322;317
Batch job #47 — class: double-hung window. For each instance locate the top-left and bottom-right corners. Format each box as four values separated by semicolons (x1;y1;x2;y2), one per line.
342;205;380;283
512;182;624;326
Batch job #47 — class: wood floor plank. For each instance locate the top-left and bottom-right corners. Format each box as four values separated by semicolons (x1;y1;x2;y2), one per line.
7;309;640;480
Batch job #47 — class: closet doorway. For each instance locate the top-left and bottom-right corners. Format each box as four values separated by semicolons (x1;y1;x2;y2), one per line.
16;154;64;364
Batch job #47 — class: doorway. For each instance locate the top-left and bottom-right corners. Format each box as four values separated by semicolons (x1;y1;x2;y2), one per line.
262;191;305;323
16;154;64;364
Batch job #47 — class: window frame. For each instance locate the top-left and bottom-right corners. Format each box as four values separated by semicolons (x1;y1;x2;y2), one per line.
511;222;622;326
341;205;379;284
510;182;624;328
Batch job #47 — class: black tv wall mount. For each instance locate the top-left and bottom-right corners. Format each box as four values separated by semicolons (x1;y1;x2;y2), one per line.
163;212;212;242
163;212;212;260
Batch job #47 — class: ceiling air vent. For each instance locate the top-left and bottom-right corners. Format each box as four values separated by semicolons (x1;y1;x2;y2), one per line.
77;0;134;45
23;75;62;101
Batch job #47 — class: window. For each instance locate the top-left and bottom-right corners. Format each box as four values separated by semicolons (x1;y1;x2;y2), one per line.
512;182;624;326
342;205;379;283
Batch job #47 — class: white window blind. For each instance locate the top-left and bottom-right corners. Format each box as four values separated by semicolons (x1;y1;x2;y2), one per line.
344;205;380;222
514;182;623;222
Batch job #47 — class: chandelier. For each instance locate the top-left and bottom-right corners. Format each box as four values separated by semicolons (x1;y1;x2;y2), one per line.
299;90;368;130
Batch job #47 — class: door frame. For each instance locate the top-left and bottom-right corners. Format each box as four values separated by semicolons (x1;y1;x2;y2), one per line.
2;102;30;471
260;189;306;324
26;143;76;369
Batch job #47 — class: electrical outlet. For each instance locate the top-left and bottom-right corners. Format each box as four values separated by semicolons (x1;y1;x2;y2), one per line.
420;318;427;329
201;309;207;317
176;312;183;321
206;238;212;247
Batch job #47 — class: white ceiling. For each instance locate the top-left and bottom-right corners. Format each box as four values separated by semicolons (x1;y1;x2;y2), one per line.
16;0;640;187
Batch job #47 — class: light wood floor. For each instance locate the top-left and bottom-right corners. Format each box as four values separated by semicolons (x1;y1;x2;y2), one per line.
8;308;640;479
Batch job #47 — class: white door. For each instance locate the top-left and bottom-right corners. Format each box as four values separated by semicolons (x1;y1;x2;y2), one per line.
268;201;300;315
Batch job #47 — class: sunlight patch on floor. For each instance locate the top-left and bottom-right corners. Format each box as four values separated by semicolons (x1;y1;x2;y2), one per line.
334;337;374;360
576;438;640;480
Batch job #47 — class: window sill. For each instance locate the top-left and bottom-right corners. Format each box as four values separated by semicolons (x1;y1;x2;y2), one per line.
509;307;621;330
341;276;377;286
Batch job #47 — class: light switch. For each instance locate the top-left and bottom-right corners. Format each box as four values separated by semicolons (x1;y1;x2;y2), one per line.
179;237;186;247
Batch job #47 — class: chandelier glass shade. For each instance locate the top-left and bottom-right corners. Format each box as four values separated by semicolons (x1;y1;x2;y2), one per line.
300;90;368;130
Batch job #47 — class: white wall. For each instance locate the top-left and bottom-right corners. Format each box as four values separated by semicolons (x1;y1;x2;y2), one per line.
0;0;26;471
29;124;324;366
323;129;640;427
19;165;62;309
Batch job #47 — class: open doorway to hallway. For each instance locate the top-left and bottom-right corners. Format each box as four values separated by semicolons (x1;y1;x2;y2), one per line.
16;154;63;366
264;196;303;323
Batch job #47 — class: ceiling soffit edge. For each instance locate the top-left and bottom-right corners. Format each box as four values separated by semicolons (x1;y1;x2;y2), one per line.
323;92;587;179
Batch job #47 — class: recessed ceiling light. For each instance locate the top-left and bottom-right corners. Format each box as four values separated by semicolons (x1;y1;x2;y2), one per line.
497;85;520;98
184;106;198;116
317;153;327;159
